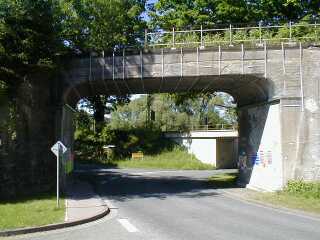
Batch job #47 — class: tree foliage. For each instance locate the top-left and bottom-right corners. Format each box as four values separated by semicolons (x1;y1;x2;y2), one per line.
109;93;236;131
0;0;147;133
61;0;146;52
62;0;146;127
148;0;320;30
0;0;68;85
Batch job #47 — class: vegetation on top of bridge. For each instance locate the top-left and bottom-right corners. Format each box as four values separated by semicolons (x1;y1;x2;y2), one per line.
145;21;320;48
146;0;320;48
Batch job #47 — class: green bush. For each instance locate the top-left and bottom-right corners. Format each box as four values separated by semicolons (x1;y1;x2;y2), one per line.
285;180;320;199
74;126;177;163
113;146;215;170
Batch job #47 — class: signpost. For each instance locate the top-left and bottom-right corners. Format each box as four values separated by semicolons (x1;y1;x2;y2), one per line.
51;141;67;208
103;145;115;163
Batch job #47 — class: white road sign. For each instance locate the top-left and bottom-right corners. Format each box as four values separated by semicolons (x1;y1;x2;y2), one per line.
51;141;67;157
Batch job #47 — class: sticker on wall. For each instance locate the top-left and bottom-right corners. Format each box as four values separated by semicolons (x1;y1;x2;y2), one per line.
249;150;273;167
250;153;260;166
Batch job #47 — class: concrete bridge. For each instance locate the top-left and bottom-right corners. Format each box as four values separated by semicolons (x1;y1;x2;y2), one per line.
164;130;238;169
3;43;320;196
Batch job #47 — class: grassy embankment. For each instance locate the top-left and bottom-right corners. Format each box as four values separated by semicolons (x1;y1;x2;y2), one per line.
207;173;239;188
251;181;320;214
207;172;320;214
109;148;215;170
0;194;65;230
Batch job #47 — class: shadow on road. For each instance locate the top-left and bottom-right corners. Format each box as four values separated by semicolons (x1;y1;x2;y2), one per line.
74;165;240;202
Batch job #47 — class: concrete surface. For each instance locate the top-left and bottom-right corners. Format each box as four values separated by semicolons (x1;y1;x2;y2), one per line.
165;130;238;167
14;167;320;240
66;180;107;222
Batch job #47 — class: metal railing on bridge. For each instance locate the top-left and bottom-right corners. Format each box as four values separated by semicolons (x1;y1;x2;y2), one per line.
144;21;320;49
164;123;237;132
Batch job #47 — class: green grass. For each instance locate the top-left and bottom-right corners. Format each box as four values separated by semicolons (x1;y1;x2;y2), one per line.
207;173;239;188
109;148;215;170
252;191;320;214
238;180;320;214
255;180;320;214
0;194;65;230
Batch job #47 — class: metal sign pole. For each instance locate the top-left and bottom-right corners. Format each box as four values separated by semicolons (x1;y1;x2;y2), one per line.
51;141;67;209
56;144;60;208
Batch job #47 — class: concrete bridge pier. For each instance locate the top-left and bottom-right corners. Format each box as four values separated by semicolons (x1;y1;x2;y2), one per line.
0;73;59;198
238;101;283;191
238;96;320;191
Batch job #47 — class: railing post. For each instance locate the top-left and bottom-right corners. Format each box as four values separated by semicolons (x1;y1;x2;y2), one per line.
241;44;244;74
264;41;267;78
229;24;233;46
144;29;148;48
140;50;144;92
122;48;125;80
315;21;318;41
200;25;204;49
112;51;115;80
180;47;183;78
172;27;176;49
160;48;164;92
196;47;199;76
282;42;286;74
299;42;304;112
282;42;287;95
218;45;221;75
102;50;105;80
289;21;292;42
259;21;262;45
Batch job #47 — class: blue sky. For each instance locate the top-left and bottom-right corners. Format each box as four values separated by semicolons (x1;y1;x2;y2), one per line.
142;0;158;21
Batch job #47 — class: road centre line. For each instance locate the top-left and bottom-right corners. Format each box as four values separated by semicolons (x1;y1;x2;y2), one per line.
117;218;139;233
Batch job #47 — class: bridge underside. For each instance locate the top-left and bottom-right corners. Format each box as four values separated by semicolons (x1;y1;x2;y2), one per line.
64;74;270;108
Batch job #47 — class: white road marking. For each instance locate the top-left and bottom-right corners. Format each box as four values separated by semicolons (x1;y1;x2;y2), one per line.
117;218;139;233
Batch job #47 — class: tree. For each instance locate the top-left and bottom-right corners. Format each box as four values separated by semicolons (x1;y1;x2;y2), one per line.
148;0;257;30
253;0;320;22
62;0;146;129
0;0;147;132
61;0;146;53
79;95;130;131
108;93;236;131
148;0;320;31
0;0;68;87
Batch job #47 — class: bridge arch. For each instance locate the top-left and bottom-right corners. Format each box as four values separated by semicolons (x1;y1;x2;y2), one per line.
59;45;320;191
62;47;274;108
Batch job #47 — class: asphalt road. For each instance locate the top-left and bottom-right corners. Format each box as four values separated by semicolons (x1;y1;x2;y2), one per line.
16;168;320;240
